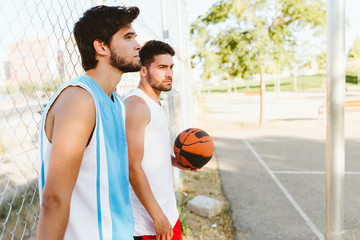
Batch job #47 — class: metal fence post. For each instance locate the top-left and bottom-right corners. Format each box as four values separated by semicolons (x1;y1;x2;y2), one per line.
326;0;345;239
161;0;182;193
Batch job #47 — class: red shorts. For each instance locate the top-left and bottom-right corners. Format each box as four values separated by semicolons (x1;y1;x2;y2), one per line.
133;218;183;240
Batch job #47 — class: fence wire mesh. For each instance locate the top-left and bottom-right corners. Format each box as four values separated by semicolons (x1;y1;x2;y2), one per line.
0;0;193;239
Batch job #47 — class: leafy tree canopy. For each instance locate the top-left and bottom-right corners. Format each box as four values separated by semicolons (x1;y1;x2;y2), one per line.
191;0;326;81
348;37;360;60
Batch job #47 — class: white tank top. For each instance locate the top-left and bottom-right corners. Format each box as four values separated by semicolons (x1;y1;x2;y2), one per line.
126;88;179;236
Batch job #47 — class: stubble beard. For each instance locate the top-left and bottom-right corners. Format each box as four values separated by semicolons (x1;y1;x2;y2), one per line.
147;71;172;92
109;49;141;73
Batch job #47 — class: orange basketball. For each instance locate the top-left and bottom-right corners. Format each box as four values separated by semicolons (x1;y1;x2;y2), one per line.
174;128;214;169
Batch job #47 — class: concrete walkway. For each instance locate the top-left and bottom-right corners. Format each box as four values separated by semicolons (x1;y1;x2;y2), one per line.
196;91;360;240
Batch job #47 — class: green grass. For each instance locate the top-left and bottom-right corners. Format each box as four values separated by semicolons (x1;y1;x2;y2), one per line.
346;75;358;85
201;74;358;93
177;197;192;236
0;78;64;95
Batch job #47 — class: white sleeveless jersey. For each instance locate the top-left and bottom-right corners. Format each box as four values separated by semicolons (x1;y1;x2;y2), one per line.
126;88;179;236
38;75;134;240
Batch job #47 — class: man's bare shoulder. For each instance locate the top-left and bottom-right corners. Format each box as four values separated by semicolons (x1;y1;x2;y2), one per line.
52;86;96;122
124;95;146;105
124;95;150;123
45;86;96;143
124;95;148;111
56;86;94;109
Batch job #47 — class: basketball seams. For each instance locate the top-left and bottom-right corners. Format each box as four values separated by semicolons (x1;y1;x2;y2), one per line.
174;128;214;169
181;128;209;146
180;140;212;147
181;128;198;145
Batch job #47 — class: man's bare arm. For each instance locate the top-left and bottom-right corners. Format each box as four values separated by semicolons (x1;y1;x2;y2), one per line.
125;96;173;240
36;87;96;240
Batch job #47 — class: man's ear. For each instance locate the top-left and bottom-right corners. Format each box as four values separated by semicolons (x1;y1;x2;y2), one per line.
93;39;108;56
140;66;147;77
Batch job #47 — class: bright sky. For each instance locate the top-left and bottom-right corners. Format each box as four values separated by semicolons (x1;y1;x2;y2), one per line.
0;0;217;56
1;0;360;74
345;0;360;51
185;0;216;22
186;0;360;53
1;0;359;50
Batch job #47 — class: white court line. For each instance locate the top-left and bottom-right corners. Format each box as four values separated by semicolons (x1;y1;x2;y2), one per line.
273;171;360;175
242;137;325;240
273;171;325;174
345;172;360;175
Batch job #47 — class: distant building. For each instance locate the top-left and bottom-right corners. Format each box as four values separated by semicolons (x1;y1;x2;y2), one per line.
4;61;10;80
0;61;10;86
9;38;51;86
8;36;83;89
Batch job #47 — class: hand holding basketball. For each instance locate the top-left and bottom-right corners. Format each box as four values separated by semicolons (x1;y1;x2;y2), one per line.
173;128;214;170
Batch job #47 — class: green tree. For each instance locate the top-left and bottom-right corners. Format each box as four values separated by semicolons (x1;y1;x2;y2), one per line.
191;0;325;82
191;0;326;124
316;50;326;89
348;38;360;84
348;38;360;60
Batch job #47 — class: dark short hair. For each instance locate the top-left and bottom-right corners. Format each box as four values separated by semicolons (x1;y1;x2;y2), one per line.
139;40;175;67
73;5;140;71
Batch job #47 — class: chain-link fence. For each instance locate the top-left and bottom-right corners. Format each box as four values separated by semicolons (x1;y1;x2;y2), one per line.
0;0;193;239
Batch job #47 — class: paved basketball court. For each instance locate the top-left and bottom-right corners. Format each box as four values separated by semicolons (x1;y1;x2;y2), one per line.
196;90;360;240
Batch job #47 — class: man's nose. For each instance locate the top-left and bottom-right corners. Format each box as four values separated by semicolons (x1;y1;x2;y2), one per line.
134;40;141;51
166;68;173;78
